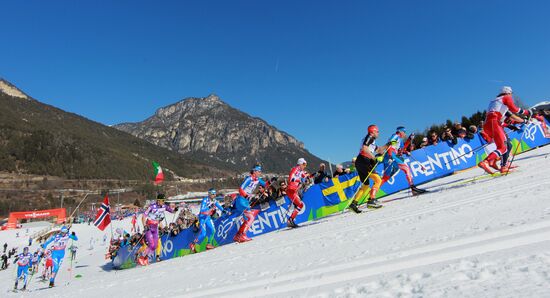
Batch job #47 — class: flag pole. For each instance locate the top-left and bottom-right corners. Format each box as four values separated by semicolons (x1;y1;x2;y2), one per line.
107;191;114;242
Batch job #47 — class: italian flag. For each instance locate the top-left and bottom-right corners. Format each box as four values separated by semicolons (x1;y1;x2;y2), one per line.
152;161;164;185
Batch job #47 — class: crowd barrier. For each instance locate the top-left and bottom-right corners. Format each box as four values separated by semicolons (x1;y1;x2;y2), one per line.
112;118;550;269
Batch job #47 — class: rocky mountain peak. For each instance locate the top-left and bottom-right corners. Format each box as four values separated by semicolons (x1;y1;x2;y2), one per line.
115;94;324;173
0;79;28;99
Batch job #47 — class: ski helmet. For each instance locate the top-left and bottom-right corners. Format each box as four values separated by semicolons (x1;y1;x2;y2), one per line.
368;125;379;134
501;86;513;94
23;247;29;253
157;193;166;201
396;126;406;133
252;165;262;172
297;158;307;165
60;226;69;234
208;188;217;195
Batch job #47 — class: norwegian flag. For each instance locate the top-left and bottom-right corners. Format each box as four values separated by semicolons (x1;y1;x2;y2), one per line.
94;195;111;231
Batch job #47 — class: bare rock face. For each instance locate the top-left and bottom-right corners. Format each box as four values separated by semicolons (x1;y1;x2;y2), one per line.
0;79;29;99
115;94;325;173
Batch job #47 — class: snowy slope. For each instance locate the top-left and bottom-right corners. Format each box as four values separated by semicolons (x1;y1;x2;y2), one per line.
1;145;550;297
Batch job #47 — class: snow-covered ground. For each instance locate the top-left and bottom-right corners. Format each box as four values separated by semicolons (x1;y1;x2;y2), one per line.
1;145;550;297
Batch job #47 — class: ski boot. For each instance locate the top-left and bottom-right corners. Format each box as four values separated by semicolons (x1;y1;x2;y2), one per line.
21;285;26;291
287;218;299;228
488;159;500;171
500;163;515;174
366;199;383;209
189;243;197;253
477;160;494;174
348;201;362;213
13;282;18;291
233;233;251;243
49;281;54;288
205;244;215;250
410;185;427;196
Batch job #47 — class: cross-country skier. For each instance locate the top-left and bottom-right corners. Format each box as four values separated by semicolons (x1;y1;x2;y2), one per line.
190;188;224;252
478;86;533;174
142;193;177;262
286;158;311;228
31;251;40;273
69;244;78;261
13;247;33;291
131;214;137;233
381;126;427;195
41;249;53;281
41;226;78;287
349;125;387;213
233;165;264;242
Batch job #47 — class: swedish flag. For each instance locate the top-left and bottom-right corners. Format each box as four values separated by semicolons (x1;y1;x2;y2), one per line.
320;172;361;205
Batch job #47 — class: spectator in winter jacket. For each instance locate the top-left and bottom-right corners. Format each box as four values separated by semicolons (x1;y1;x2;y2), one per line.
332;164;345;178
277;180;287;197
452;122;463;136
456;127;468;139
313;163;331;184
419;137;429;148
441;126;457;145
1;253;8;269
428;131;440;145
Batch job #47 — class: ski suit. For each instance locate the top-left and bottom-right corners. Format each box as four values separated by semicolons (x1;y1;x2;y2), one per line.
287;166;309;220
143;203;175;256
355;133;382;200
195;197;224;245
235;175;264;239
43;250;53;279
483;94;530;163
42;232;77;284
131;215;137;233
382;134;414;186
14;252;33;287
31;253;39;272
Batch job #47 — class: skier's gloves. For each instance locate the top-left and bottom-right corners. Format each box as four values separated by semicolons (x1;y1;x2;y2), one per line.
71;231;76;236
376;155;384;162
524;108;534;118
508;125;520;131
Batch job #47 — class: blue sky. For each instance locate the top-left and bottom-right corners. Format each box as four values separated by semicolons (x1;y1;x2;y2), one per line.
1;0;549;163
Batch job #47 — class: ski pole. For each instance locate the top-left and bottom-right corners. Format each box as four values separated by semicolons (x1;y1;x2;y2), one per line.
26;265;36;290
443;141;491;166
405;154;427;171
342;147;390;212
504;116;532;176
68;240;74;284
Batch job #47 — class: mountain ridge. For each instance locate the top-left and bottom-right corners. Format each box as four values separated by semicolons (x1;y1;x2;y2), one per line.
0;79;231;180
115;94;326;173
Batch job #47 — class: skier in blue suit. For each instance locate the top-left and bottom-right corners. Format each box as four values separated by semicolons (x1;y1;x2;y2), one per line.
13;247;33;291
42;226;78;287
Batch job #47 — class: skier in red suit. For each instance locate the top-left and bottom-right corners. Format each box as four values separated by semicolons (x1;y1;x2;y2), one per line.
479;86;532;174
286;158;311;228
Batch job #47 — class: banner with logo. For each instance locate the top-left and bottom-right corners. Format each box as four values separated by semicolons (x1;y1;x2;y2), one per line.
112;119;550;269
112;173;362;269
376;118;550;197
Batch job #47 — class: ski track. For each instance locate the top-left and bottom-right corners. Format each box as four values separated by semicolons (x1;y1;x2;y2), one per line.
1;145;549;297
